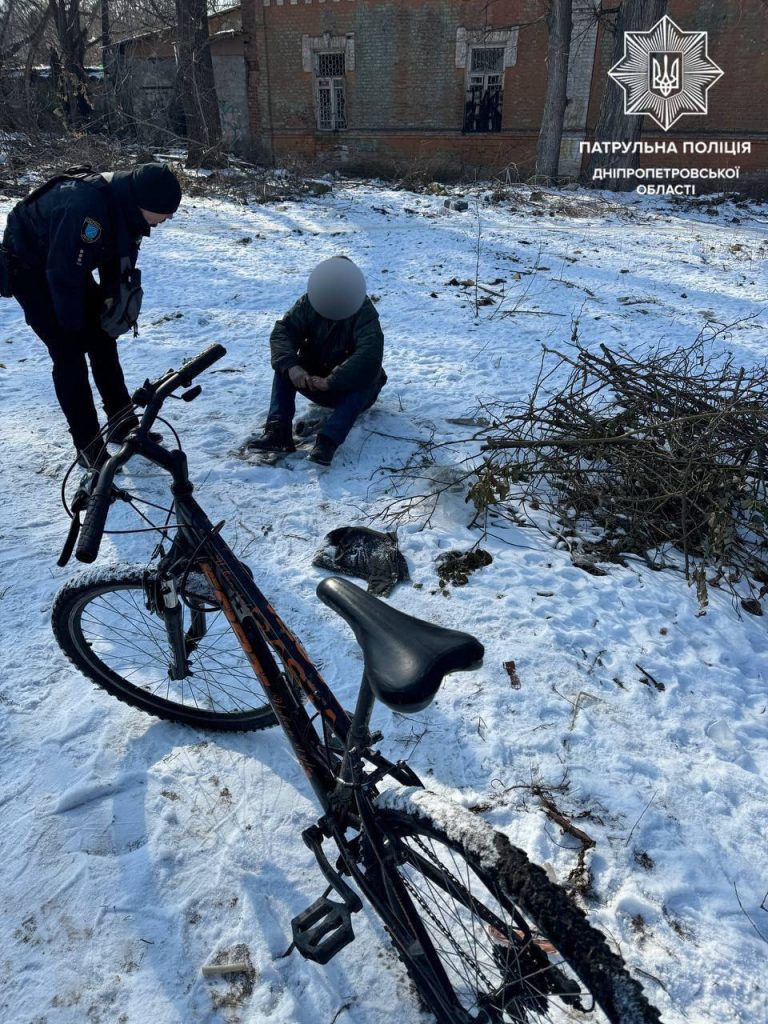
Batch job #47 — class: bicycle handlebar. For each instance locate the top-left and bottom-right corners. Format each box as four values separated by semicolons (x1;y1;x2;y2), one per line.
76;467;117;563
73;343;227;564
173;343;227;390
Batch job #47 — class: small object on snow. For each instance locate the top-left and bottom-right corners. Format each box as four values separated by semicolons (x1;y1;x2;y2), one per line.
635;663;666;692
443;199;469;212
571;552;608;576
201;961;251;977
436;549;492;587
503;660;521;689
740;597;763;616
313;526;409;597
446;416;490;427
305;179;333;195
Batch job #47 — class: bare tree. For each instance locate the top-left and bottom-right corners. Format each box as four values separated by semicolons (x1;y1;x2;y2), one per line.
47;0;95;124
0;0;56;129
536;0;573;180
174;0;224;166
587;0;668;188
0;0;49;70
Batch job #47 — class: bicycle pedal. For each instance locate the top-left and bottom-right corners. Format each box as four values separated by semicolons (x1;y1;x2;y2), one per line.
291;896;355;964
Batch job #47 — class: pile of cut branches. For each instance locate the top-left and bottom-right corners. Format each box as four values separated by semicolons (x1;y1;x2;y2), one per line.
468;340;768;610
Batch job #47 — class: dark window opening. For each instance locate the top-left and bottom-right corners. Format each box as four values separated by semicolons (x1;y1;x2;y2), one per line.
315;52;346;131
464;47;504;133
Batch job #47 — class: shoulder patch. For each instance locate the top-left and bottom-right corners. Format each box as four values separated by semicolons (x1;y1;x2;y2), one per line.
81;217;102;244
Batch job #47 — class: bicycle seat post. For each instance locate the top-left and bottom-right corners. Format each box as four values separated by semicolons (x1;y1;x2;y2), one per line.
339;671;377;785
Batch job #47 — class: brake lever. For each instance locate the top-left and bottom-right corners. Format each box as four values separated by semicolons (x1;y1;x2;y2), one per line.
57;474;131;568
57;475;94;568
167;385;202;403
132;366;176;407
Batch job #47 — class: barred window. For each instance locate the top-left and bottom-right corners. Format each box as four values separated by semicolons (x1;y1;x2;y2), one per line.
314;51;346;131
317;52;345;78
470;47;504;74
464;47;504;133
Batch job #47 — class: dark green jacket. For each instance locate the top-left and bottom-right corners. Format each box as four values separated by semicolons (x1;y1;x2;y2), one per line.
270;294;385;393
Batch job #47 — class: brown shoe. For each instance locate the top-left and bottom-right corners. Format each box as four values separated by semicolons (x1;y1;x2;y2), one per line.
308;435;338;466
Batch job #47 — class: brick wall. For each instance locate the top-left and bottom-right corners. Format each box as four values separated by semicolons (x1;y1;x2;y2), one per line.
241;0;766;182
242;0;551;178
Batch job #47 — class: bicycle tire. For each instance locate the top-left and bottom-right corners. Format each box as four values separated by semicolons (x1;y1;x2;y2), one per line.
52;563;278;731
373;788;662;1024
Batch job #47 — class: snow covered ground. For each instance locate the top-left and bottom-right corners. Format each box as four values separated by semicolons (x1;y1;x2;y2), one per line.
0;178;766;1024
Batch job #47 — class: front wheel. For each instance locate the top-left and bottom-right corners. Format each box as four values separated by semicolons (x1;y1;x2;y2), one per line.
52;563;278;731
372;788;662;1024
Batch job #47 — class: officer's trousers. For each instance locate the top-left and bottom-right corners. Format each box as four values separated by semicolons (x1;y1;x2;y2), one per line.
11;270;132;453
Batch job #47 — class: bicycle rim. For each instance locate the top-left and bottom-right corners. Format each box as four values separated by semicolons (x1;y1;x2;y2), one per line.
374;800;657;1024
54;569;277;730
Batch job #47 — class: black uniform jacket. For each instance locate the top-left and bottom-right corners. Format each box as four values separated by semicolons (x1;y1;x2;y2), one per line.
269;294;385;393
3;174;149;334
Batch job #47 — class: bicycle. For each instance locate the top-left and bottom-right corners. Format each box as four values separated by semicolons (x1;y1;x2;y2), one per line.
52;344;662;1024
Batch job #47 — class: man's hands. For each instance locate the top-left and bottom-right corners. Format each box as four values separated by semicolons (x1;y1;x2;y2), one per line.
288;365;311;389
288;366;330;391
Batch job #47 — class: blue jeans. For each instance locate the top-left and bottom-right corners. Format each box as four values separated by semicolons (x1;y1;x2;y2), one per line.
267;370;385;446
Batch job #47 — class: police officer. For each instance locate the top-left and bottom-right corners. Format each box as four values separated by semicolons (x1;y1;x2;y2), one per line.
2;163;181;466
247;256;386;466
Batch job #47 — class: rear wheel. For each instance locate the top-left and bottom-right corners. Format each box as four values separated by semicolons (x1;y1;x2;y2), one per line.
52;564;278;731
373;788;661;1024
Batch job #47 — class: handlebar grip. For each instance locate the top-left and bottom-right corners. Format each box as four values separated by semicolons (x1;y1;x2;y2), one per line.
75;476;114;563
177;344;226;387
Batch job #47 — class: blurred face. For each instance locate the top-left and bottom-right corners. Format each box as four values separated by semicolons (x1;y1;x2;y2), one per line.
140;209;174;226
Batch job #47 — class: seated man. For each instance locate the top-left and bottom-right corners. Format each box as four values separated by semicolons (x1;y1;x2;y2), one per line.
248;256;386;465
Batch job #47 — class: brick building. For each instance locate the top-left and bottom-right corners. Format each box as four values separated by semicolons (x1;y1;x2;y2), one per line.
241;0;767;182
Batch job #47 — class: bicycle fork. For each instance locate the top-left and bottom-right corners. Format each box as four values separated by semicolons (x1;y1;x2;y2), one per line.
144;573;206;681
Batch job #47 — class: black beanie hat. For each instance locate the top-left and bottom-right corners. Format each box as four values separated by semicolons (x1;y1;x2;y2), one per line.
131;163;182;214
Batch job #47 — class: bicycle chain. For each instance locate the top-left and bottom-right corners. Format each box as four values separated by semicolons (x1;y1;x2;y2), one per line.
399;835;503;1001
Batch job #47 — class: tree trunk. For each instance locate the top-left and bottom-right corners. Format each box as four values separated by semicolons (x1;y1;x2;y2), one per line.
24;10;52;126
101;0;117;131
536;0;573;181
175;0;226;167
587;0;669;189
48;0;93;127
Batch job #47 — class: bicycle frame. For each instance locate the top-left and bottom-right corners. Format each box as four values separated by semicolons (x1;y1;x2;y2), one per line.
61;348;661;1024
126;443;465;1018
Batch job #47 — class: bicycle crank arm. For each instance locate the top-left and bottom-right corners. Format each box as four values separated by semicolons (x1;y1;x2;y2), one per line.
302;825;362;913
291;825;363;964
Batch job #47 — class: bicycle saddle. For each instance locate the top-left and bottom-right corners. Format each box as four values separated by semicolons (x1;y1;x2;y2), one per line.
316;577;484;713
